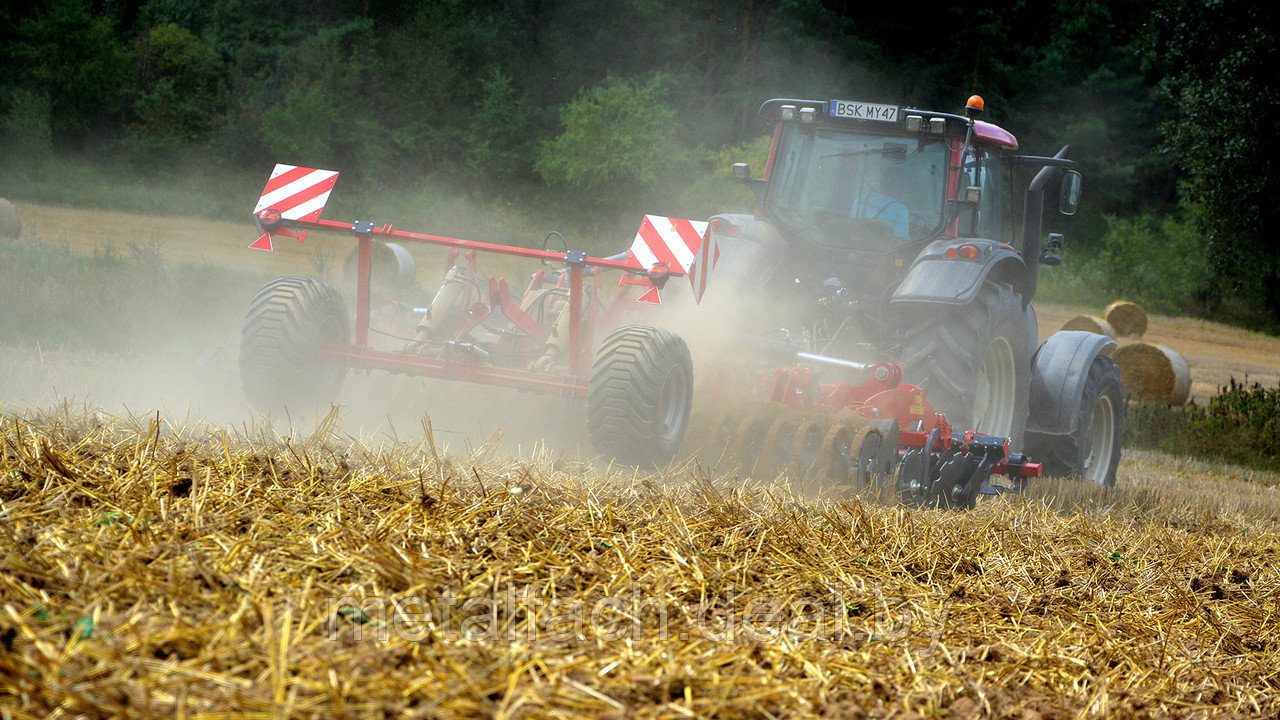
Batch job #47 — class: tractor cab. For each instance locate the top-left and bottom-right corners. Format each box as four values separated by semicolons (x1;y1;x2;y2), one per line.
716;96;1079;316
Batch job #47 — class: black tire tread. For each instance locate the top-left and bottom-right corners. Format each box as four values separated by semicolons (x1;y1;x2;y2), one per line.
240;277;350;411
899;281;1031;446
587;325;692;466
1030;355;1124;486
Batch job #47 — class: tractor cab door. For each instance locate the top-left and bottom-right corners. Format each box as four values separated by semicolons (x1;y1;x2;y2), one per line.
952;145;1009;244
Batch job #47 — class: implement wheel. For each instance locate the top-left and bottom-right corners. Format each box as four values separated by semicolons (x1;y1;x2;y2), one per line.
1035;356;1124;486
900;281;1031;446
587;326;693;467
240;277;350;412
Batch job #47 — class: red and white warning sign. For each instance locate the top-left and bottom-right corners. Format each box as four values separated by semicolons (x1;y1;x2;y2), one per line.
249;164;339;251
624;215;714;303
628;215;704;275
686;225;719;303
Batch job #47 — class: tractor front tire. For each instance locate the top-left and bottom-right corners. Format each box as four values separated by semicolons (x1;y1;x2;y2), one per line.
1032;356;1124;486
900;281;1031;446
240;277;350;412
587;326;693;467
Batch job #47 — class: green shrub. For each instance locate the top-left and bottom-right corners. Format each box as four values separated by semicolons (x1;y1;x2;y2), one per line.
679;134;773;216
1125;378;1280;471
463;67;532;180
132;23;224;147
259;86;343;166
1038;207;1213;315
535;75;686;208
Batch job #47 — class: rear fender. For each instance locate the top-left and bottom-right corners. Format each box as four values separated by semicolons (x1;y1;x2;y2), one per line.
891;239;1028;305
1025;330;1118;435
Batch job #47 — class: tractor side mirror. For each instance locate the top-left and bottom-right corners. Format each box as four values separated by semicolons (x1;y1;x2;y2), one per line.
733;163;767;206
1059;170;1082;216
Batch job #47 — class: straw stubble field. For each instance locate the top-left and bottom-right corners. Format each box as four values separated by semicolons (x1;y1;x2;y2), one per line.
3;410;1280;718
4;202;1280;718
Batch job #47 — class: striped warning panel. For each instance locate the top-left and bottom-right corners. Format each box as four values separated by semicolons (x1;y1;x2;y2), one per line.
687;227;719;303
253;164;339;221
627;215;707;275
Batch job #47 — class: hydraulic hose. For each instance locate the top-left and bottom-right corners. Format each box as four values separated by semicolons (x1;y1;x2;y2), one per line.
736;335;870;375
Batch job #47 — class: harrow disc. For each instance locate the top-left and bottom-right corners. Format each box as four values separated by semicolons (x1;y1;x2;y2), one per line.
792;420;826;477
732;404;793;473
759;417;800;477
819;423;858;485
850;426;886;486
680;409;718;455
894;449;930;508
737;409;773;458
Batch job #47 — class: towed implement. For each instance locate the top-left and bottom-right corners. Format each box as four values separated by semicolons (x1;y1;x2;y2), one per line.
238;93;1122;508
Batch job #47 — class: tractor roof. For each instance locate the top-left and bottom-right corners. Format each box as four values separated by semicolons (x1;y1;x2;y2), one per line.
759;98;1019;150
973;120;1018;149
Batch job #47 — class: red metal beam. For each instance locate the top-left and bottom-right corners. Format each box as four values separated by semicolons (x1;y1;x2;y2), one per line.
278;218;683;277
317;345;589;397
567;264;584;378
355;233;372;346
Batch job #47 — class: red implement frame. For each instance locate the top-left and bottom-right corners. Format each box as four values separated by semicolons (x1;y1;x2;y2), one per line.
267;217;678;398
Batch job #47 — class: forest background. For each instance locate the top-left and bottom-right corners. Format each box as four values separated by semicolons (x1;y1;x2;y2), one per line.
1;0;1277;329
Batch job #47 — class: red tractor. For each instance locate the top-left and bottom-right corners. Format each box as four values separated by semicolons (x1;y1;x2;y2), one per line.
239;94;1122;509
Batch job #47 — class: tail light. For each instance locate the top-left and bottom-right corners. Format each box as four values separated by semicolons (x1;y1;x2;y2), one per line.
256;208;283;232
647;262;671;288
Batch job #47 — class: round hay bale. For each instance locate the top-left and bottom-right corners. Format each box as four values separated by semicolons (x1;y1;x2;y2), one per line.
1104;300;1147;337
0;198;21;239
1060;314;1115;338
1112;342;1190;405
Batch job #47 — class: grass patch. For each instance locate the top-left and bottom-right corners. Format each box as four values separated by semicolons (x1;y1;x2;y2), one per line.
1125;377;1280;472
0;235;271;355
0;150;752;258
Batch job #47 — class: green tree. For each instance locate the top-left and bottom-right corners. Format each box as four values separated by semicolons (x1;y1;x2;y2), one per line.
259;85;342;164
536;76;684;206
1152;0;1280;324
133;23;225;146
464;68;533;180
13;0;132;142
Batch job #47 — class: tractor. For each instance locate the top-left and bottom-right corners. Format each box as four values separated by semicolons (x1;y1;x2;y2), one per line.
237;94;1121;509
685;95;1123;493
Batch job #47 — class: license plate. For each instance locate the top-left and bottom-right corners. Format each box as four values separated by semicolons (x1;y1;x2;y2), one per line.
829;100;899;122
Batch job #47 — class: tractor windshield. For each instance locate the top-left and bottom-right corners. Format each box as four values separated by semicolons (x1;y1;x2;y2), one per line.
766;126;948;249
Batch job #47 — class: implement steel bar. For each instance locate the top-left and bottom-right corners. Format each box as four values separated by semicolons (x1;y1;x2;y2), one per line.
317;345;589;397
279;217;685;276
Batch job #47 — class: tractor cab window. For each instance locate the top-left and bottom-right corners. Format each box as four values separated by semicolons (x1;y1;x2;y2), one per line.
956;147;1005;242
766;126;948;250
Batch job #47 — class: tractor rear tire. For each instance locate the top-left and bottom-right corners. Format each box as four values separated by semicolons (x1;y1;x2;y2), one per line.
240;277;350;412
899;281;1031;447
1032;355;1124;486
587;326;693;467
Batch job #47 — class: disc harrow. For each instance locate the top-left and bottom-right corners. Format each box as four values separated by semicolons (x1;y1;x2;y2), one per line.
682;340;1042;508
680;401;878;487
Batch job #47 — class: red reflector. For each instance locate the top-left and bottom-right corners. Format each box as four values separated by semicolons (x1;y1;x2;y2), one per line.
959;244;979;260
647;262;671;288
256;207;283;231
708;217;728;233
945;247;958;260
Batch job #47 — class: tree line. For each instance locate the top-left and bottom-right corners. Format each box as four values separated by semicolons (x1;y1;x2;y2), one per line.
1;0;1277;326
